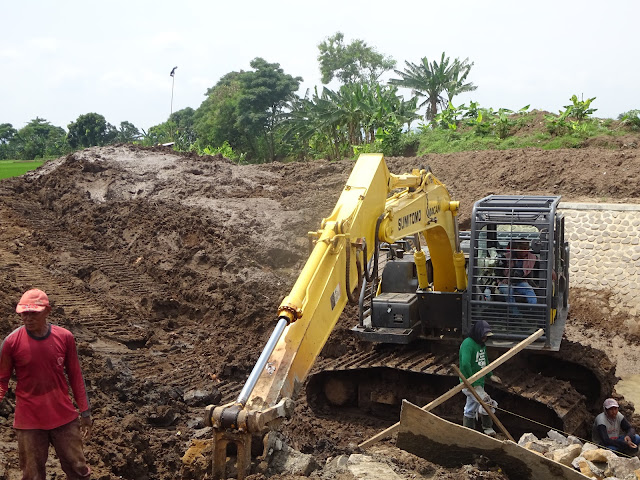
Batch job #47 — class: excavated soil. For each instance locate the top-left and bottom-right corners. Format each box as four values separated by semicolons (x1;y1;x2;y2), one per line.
0;139;639;479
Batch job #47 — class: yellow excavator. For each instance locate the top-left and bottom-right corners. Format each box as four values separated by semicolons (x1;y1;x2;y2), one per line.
204;153;609;479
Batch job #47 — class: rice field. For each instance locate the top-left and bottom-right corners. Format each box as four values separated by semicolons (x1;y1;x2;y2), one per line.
0;159;45;179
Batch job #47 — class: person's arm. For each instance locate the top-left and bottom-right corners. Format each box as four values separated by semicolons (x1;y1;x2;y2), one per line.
64;334;92;438
0;339;14;404
621;417;637;444
621;417;635;435
595;424;627;448
459;341;474;380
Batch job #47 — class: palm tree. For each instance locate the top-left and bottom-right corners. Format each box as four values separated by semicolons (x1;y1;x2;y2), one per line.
389;52;477;123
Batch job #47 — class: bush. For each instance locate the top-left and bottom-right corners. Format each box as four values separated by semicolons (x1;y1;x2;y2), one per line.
619;110;640;130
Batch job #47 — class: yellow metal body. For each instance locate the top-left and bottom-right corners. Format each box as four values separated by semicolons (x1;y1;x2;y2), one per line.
239;153;466;414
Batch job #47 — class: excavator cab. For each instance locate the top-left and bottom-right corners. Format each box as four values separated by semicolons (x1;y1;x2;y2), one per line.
466;195;569;351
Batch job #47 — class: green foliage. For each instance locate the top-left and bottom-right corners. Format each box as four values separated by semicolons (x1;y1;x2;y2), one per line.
169;107;197;149
141;122;174;146
193;73;246;153
434;103;462;131
285;83;416;161
317;32;396;85
564;94;597;121
116;121;141;143
545;95;597;136
67;113;117;148
0;123;18;160
619;109;640;130
192;141;246;163
12;118;69;160
390;53;477;122
0;159;45;179
235;58;302;161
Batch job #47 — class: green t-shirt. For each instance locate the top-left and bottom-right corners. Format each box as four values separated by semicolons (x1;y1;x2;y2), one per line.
459;337;491;387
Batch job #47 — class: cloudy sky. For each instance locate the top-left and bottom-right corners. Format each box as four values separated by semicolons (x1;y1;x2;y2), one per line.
2;0;638;132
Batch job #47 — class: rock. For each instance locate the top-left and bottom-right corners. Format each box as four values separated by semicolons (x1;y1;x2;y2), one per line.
577;458;605;478
183;388;222;407
583;448;617;463
547;429;569;445
518;432;538;446
347;454;402;479
605;455;640;479
191;427;212;439
145;405;179;427
582;442;600;453
551;443;582;466
321;455;350;477
524;439;556;454
268;443;318;477
567;435;583;445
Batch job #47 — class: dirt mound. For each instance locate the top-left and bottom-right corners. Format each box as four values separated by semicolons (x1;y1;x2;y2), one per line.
0;141;639;479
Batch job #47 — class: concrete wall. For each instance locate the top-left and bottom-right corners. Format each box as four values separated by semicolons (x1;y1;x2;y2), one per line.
560;203;640;319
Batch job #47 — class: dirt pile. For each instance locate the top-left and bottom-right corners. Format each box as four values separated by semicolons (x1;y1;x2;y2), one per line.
0;142;639;479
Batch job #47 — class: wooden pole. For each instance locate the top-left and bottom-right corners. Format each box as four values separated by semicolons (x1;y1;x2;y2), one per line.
358;328;543;448
452;364;514;442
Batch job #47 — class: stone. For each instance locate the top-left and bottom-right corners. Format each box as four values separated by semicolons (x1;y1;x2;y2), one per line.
578;459;605;478
567;435;583;445
518;432;538;446
183;388;222;407
547;429;569;445
551;443;582;466
348;453;402;479
583;448;616;463
269;443;319;477
605;455;640;479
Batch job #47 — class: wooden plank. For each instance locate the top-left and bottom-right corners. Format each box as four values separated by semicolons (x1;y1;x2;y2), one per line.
358;328;543;448
452;364;514;442
397;400;589;480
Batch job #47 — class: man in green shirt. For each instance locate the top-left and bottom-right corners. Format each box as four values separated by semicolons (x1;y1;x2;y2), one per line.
459;320;502;436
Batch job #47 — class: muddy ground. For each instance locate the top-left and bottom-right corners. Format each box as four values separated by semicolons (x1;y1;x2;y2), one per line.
0;137;639;479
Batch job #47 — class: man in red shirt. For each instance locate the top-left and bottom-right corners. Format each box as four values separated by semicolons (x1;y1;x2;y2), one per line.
0;289;92;479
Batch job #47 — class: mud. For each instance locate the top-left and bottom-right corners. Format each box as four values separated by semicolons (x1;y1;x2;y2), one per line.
0;138;639;479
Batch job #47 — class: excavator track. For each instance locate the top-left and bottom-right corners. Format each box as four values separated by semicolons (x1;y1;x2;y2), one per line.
306;340;612;440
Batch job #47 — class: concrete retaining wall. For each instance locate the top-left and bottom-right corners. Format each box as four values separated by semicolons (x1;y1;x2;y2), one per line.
560;203;640;318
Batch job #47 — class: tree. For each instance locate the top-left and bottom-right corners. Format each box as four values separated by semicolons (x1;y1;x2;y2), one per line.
116;121;141;143
0;123;17;160
317;32;396;85
235;58;302;161
193;72;246;152
13;118;68;160
389;53;477;122
67;113;117;149
168;107;197;148
285;83;418;160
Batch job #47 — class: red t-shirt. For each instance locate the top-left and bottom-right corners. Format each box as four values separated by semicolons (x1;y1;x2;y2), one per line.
0;324;90;429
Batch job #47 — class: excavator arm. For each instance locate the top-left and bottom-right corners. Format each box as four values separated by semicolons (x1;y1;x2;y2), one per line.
205;153;466;478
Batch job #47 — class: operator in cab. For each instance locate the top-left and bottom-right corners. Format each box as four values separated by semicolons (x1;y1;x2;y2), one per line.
593;398;640;455
459;320;502;436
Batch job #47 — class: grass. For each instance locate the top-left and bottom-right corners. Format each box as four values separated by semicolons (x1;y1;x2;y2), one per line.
415;114;633;155
0;159;46;179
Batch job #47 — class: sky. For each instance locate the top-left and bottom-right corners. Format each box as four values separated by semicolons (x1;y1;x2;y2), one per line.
2;0;639;132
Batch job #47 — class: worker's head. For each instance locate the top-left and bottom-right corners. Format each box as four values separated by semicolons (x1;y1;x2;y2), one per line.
603;398;619;418
514;239;530;257
471;320;493;344
16;289;51;334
